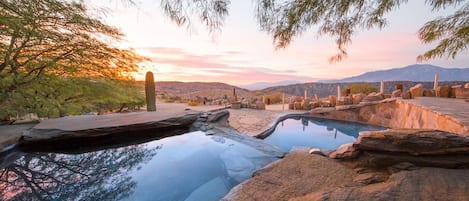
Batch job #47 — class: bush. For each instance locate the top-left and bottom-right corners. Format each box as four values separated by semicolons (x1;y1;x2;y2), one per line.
343;83;378;95
264;93;283;104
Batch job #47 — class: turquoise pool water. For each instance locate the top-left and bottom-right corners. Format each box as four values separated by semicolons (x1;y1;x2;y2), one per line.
263;117;385;151
0;131;277;201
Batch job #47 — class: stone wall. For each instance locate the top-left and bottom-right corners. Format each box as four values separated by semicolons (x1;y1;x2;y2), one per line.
309;99;469;136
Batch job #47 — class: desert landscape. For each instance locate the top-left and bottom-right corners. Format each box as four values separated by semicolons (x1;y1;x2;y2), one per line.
1;1;469;201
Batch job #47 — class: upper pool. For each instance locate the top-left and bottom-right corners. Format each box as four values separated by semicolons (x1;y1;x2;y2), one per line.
0;131;277;201
263;117;385;151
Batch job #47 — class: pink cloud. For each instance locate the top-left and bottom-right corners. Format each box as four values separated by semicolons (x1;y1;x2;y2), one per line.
136;46;314;85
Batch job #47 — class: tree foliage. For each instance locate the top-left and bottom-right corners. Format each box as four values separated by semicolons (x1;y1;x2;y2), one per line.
344;83;378;95
157;0;469;62
0;0;145;120
255;0;468;62
0;144;158;200
160;0;230;32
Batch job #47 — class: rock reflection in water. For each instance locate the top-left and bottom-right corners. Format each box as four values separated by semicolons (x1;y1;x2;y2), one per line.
264;117;385;151
0;131;277;201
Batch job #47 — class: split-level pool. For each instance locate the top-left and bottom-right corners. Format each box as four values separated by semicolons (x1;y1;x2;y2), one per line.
0;117;385;201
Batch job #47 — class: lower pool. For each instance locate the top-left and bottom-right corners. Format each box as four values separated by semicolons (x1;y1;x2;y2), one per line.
0;131;277;201
263;117;385;151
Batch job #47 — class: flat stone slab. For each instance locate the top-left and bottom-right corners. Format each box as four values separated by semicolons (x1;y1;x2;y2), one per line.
23;111;199;142
406;97;469;129
0;123;36;150
20;103;227;144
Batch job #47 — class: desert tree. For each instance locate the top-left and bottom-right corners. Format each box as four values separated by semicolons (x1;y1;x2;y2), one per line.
0;0;145;119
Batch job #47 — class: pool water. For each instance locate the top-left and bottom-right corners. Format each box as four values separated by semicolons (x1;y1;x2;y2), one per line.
263;117;385;151
0;131;277;201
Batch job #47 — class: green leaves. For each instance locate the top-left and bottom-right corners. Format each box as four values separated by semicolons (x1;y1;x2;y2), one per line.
418;3;469;61
252;0;468;62
0;0;145;120
160;0;230;32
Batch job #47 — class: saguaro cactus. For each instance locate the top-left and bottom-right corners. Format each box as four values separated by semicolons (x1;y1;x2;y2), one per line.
145;71;156;111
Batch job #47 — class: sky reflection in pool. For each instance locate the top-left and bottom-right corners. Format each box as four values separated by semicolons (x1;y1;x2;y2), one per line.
0;131;277;201
263;117;385;151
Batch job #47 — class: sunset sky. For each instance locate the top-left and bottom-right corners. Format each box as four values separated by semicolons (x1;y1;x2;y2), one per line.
94;1;469;85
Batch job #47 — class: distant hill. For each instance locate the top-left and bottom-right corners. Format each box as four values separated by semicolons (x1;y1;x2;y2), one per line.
321;64;469;83
154;81;251;100
240;80;303;90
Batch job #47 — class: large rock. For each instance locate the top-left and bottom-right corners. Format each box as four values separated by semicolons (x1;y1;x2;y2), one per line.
391;90;402;98
328;95;337;107
293;102;302;110
222;152;356;201
402;91;412;99
455;87;469;99
436;86;450;97
336;96;352;106
207;110;230;124
329;143;359;159
409;84;424;98
465;83;469;88
306;168;469;201
450;85;462;98
256;102;266;110
422;89;434;97
352;93;365;104
362;93;383;102
356;129;469;155
302;99;311;110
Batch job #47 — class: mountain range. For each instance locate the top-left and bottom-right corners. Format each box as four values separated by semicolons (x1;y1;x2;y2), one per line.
151;64;468;99
320;64;469;83
240;80;303;90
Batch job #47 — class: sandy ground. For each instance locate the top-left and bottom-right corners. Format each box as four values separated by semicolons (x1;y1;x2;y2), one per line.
227;104;303;137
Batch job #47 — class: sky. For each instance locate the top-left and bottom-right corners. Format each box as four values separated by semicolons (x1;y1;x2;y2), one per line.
92;1;469;85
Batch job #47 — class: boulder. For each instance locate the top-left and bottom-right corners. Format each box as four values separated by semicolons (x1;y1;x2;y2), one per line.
356;129;469;155
302;99;311;110
336;96;352;106
455;87;469;99
231;101;241;109
207;110;230;123
328;95;337;107
329;143;359;159
317;100;329;107
391;90;402;98
409;84;424;98
403;91;412;99
362;93;383;102
352;93;365;104
450;85;462;98
436;86;450;97
422;89;434;97
256;102;266;110
293;102;302;110
309;168;469;201
352;172;389;185
465;83;469;88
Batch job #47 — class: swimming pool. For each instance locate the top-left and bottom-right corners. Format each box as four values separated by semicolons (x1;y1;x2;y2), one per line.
263;117;385;151
0;131;277;201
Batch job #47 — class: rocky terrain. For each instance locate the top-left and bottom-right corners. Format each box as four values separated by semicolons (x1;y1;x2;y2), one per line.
224;129;469;201
262;81;467;98
147;80;467;101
